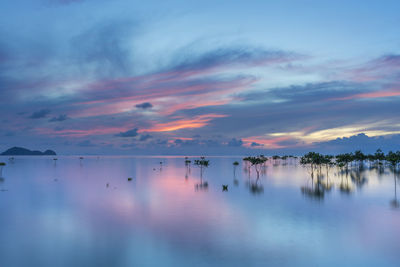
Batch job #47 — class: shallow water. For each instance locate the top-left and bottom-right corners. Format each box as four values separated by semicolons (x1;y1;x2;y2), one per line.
0;156;399;267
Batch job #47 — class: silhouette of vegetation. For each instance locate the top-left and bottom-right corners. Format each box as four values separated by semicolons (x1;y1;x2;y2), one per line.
184;157;191;179
0;162;5;177
243;156;267;195
297;149;400;198
194;157;210;190
243;156;268;179
233;161;239;185
222;185;228;191
233;161;239;175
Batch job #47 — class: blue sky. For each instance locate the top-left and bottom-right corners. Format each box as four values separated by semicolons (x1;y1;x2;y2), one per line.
1;0;400;154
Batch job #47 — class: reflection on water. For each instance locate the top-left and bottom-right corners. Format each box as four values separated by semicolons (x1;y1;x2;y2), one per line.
0;156;399;267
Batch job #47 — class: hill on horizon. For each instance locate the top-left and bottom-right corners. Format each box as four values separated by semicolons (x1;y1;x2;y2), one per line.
1;147;56;156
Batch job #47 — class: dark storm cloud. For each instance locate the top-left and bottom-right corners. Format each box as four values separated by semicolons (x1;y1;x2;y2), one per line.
135;102;153;109
115;128;139;138
29;109;51;119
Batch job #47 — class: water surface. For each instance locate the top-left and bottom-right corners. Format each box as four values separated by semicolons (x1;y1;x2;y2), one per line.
0;156;399;267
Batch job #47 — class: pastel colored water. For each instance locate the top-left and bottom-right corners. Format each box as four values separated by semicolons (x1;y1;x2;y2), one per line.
0;156;399;267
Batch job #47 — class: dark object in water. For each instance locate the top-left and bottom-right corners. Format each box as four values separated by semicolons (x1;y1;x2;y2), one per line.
128;177;133;181
222;185;228;191
106;183;109;188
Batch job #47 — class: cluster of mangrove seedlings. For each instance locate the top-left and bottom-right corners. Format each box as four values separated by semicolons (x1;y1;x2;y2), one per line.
272;155;297;164
299;149;400;203
301;149;400;173
242;155;268;194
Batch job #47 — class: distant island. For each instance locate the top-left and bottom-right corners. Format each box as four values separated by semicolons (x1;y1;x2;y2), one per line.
1;147;56;156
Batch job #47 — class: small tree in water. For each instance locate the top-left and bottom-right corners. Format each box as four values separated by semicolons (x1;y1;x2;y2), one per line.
184;157;191;179
233;161;239;176
194;157;210;179
233;161;240;185
0;162;5;177
244;156;268;179
194;157;210;190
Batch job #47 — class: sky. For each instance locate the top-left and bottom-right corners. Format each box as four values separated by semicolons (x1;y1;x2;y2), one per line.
0;0;400;155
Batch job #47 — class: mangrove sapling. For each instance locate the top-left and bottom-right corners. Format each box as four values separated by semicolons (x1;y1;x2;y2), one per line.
354;150;366;169
0;162;5;177
185;158;192;167
281;155;288;165
233;161;239;185
233;161;239;177
322;155;334;191
386;151;400;171
300;152;328;197
272;155;280;165
245;156;268;179
300;152;325;178
194;157;210;189
184;157;192;179
194;157;210;178
243;157;252;174
374;149;385;166
335;153;353;172
366;154;375;168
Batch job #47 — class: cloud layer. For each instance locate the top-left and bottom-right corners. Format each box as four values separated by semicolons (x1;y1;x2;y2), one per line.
0;0;400;154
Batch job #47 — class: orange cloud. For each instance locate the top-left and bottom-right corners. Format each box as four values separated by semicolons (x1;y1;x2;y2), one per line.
141;114;227;133
332;89;400;101
243;136;292;149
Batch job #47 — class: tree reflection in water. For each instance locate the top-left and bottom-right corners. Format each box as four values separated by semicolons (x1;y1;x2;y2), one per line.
390;168;399;209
